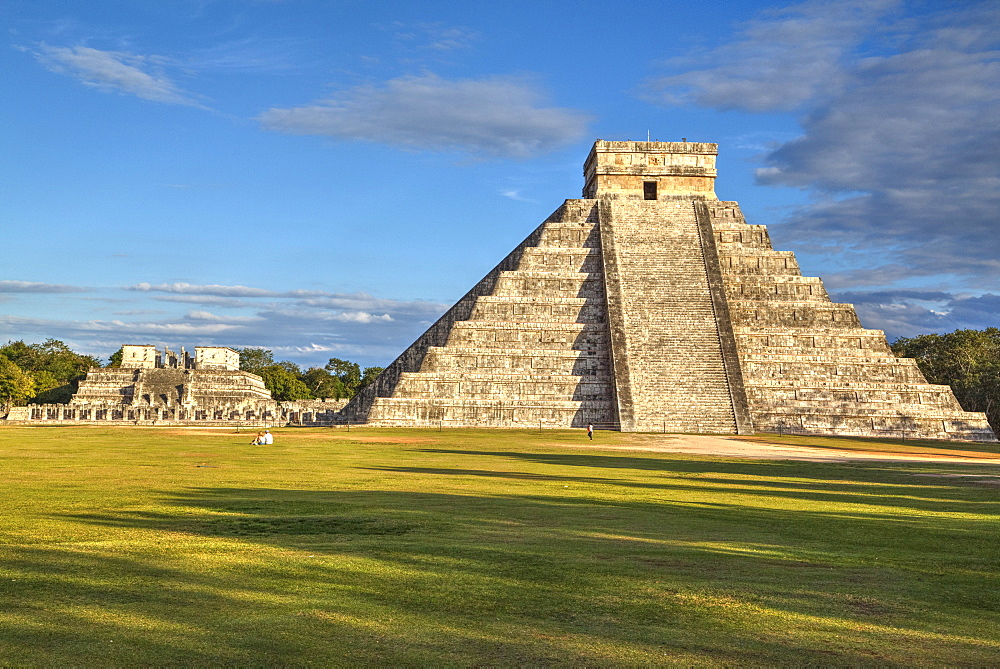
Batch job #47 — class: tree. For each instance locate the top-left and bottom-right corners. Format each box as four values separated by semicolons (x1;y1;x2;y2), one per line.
892;328;1000;434
325;358;361;389
0;341;39;371
0;354;36;407
360;366;385;391
302;367;348;399
276;360;302;376
323;358;383;398
237;348;274;375
107;347;123;367
258;365;313;401
30;370;73;404
0;339;100;404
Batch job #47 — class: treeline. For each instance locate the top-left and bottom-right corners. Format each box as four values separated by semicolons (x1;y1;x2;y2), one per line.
235;348;384;402
4;332;999;431
0;339;101;406
0;339;382;406
891;328;1000;433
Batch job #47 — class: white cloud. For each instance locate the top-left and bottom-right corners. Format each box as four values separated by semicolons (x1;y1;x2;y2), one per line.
185;36;312;74
258;73;590;157
154;295;255;308
386;21;479;53
500;189;534;202
128;283;447;316
130;282;281;297
830;290;1000;340
185;310;262;323
648;0;901;112
0;280;449;368
30;44;206;107
648;0;1000;289
296;293;446;316
0;280;89;293
331;312;392;323
129;282;332;299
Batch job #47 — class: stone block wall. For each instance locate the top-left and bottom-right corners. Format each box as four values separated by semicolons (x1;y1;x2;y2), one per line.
344;200;618;428
194;346;240;371
583;140;719;199
704;200;995;440
70;367;271;408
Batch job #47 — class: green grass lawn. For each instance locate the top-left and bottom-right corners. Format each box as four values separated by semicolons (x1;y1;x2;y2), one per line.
0;426;997;666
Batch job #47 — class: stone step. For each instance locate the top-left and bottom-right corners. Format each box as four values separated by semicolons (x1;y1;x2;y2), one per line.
711;224;771;248
742;364;926;384
396;371;611;383
365;396;616;428
493;270;603;299
543;200;599;223
748;378;951;390
450;320;601;332
752;412;995;441
728;302;861;327
518;246;601;264
736;330;891;348
750;393;962;410
421;346;611;376
756;405;990;421
725;284;829;302
726;274;830;304
718;254;800;275
391;376;613;401
741;346;894;359
535;224;600;248
500;269;598;279
740;348;916;367
470;296;606;322
447;322;607;350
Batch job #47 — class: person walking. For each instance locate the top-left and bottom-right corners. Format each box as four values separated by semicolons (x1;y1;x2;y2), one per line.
587;423;594;440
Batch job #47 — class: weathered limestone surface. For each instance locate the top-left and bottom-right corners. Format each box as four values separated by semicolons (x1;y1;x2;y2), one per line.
8;345;344;427
71;367;272;407
583;140;718;199
704;201;996;440
343;201;617;427
334;139;996;440
599;198;749;433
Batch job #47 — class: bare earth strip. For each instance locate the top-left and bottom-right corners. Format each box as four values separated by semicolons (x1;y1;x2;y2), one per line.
575;433;1000;465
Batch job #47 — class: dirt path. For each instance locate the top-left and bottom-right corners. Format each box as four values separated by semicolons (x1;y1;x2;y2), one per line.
577;434;1000;465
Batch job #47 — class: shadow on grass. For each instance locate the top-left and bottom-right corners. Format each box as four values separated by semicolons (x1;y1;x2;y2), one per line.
16;475;995;664
0;544;325;664
749;433;1000;456
400;449;1000;514
7;438;1000;665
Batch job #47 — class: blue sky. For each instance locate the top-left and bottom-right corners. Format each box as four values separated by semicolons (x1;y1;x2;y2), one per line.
2;0;998;369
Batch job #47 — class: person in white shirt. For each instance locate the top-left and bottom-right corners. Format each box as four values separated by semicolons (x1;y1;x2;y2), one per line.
262;430;274;445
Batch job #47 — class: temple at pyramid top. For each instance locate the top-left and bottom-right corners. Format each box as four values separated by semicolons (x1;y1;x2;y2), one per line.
583;140;719;200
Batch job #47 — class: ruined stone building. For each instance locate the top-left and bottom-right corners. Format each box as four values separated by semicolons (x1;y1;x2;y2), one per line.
5;345;345;426
340;140;995;440
67;345;273;420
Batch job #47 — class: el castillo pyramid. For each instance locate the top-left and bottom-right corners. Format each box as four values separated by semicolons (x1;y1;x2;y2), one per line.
340;140;996;440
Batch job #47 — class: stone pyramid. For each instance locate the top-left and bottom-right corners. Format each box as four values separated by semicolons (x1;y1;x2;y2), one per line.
340;140;996;440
